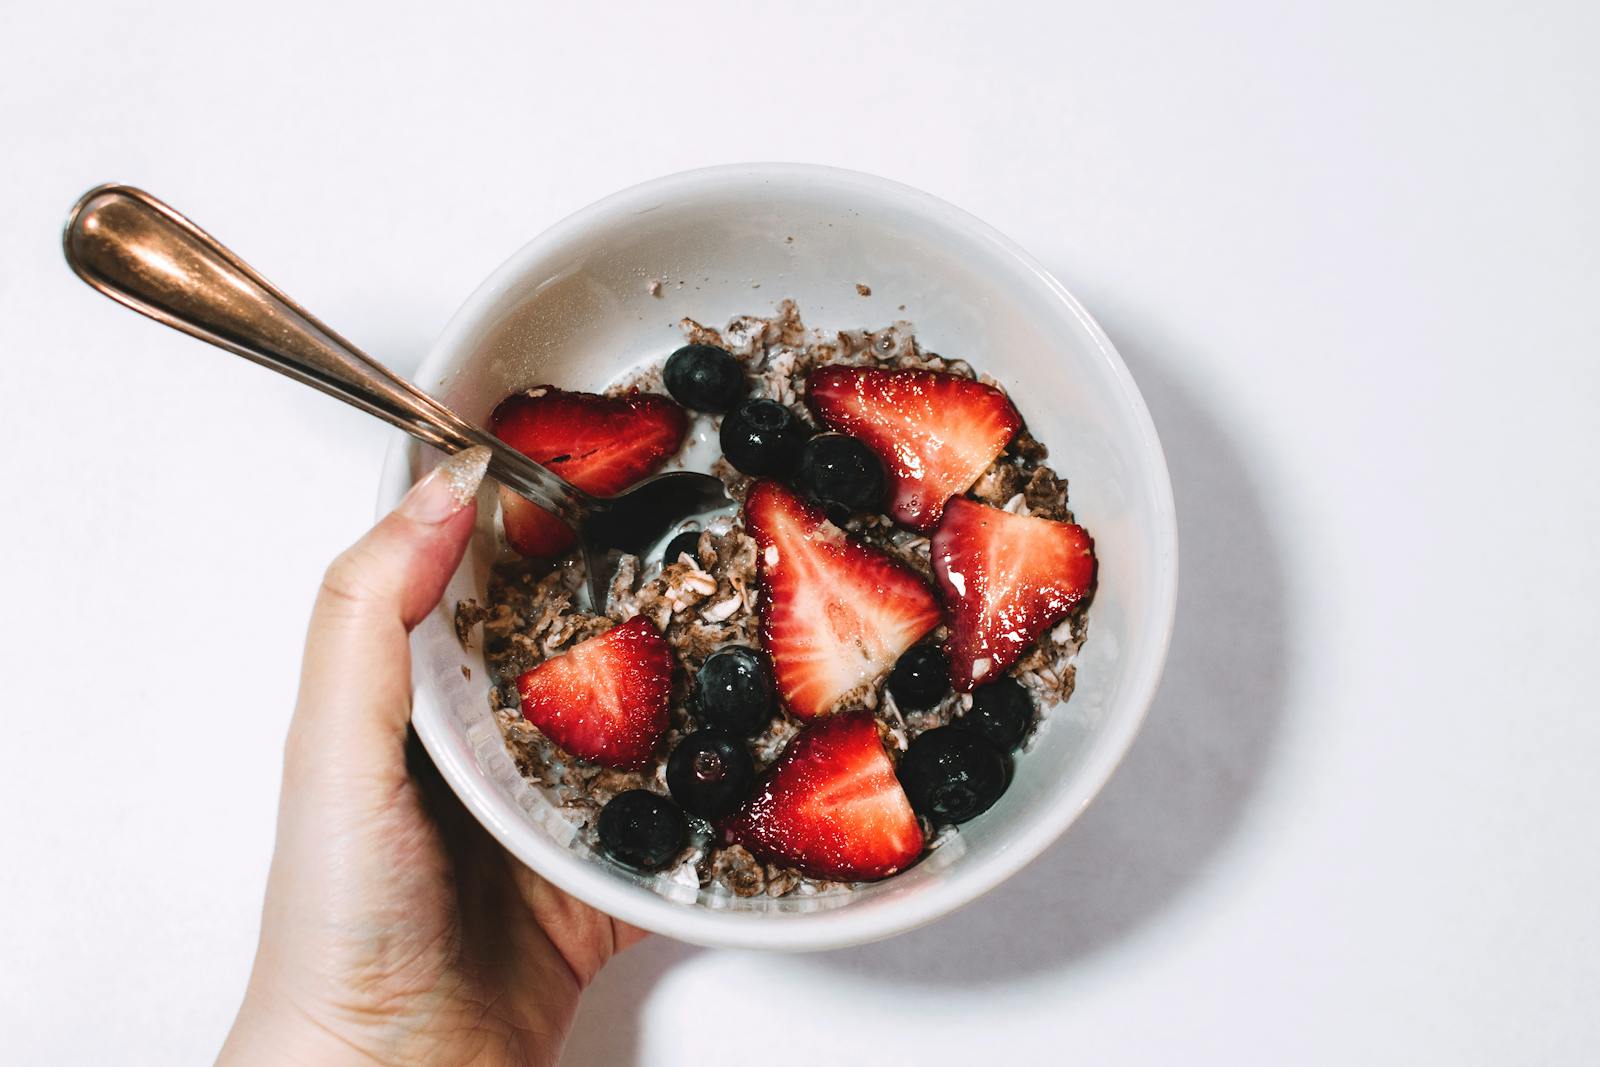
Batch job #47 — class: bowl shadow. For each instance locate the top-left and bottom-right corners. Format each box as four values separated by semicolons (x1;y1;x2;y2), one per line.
558;938;701;1065
796;313;1293;983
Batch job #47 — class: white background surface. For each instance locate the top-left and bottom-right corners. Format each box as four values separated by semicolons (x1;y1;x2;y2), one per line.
3;2;1597;1063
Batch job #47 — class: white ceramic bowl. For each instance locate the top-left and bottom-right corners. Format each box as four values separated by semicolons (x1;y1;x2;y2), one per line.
378;164;1177;951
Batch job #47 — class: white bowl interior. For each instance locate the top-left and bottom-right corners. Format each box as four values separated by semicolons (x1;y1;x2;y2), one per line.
382;165;1177;950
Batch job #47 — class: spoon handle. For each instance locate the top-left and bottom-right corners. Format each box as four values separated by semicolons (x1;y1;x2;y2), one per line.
61;184;590;526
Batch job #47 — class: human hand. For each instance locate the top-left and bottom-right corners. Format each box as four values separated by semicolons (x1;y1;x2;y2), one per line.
218;447;643;1067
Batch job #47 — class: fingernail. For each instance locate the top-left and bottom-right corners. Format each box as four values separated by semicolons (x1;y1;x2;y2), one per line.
399;446;491;524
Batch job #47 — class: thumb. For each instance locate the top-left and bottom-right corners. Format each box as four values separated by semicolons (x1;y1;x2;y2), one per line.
286;446;491;782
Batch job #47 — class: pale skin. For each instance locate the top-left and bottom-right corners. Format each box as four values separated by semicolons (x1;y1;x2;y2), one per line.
218;447;643;1067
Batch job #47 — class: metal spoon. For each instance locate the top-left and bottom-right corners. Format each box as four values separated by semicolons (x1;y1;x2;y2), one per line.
62;184;732;609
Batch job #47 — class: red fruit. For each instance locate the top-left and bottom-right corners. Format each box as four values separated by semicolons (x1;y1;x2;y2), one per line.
490;387;689;559
720;711;924;882
744;481;941;720
930;497;1096;691
807;366;1021;532
515;616;674;770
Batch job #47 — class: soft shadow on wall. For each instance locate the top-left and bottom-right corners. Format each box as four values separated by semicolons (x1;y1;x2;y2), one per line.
559;937;700;1066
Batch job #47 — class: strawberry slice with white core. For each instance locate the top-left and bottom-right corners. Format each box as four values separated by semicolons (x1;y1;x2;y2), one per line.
930;496;1096;691
744;480;941;719
807;366;1021;532
490;387;688;560
720;711;924;882
515;616;674;770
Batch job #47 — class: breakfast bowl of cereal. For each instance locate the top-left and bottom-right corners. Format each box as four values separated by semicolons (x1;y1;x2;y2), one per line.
379;163;1178;950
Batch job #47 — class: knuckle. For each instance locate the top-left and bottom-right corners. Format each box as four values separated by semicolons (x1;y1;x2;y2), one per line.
318;546;385;615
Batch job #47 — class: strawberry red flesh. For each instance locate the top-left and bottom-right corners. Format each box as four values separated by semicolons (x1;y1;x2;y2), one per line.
807;366;1020;532
930;497;1095;691
744;480;941;719
490;387;688;559
516;616;674;770
720;711;924;882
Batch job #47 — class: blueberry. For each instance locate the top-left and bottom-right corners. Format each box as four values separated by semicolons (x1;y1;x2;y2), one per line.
794;433;886;521
663;530;702;565
664;344;746;414
886;645;950;712
719;399;810;477
596;790;688;871
666;730;755;818
897;727;1009;825
959;676;1034;751
694;646;777;736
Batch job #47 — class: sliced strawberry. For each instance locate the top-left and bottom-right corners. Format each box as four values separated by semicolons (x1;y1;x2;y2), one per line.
745;480;941;720
807;366;1021;532
720;711;924;881
930;497;1096;691
490;387;689;559
516;616;674;770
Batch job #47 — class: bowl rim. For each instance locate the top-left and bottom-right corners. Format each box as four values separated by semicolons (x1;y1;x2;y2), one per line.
379;162;1179;951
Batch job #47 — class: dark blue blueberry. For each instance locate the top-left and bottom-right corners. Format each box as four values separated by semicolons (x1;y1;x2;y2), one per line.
794;432;886;521
694;646;777;736
663;530;702;565
719;399;810;477
897;727;1009;825
664;344;746;413
958;676;1034;752
666;731;755;818
886;645;950;712
597;790;688;871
